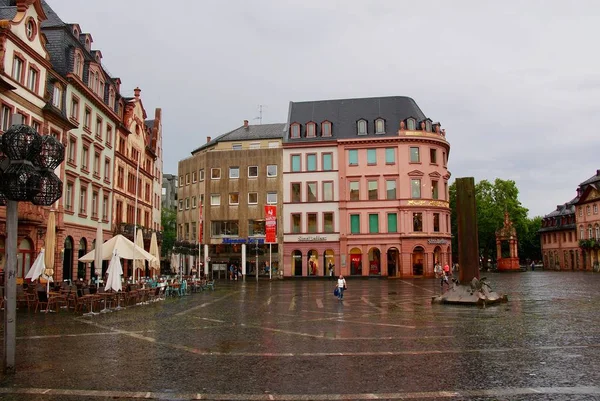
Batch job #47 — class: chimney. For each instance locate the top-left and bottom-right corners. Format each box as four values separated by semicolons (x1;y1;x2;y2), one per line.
134;87;141;98
207;136;211;143
243;120;249;129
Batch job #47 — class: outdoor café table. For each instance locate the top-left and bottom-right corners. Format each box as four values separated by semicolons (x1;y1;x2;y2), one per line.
47;291;68;313
97;292;116;313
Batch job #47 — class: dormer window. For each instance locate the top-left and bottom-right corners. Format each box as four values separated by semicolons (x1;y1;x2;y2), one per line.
74;52;83;77
321;121;332;137
306;122;316;138
108;87;115;108
290;123;300;139
85;38;90;51
73;27;79;36
425;120;432;132
357;119;367;135
407;118;416;130
52;84;62;109
375;118;385;134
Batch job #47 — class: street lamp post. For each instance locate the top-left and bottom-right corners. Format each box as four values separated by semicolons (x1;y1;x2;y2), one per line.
0;123;65;374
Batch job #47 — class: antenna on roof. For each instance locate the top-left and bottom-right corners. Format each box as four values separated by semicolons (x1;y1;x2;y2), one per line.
253;104;266;125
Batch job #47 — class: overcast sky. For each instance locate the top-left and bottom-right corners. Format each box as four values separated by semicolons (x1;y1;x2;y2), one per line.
47;0;600;218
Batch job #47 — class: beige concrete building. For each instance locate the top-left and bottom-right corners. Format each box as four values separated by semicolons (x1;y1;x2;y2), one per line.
177;121;284;277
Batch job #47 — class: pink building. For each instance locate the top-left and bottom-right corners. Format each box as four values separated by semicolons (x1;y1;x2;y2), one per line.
283;96;452;278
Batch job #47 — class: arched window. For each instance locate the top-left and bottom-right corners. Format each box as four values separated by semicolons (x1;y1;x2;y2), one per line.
375;118;385;134
425;120;432;132
321;121;332;137
596;224;599;239
587;205;591;215
580;226;584;240
588;225;593;239
108;87;115;108
357;119;367;135
306;122;316;138
290;123;300;139
407;118;416;130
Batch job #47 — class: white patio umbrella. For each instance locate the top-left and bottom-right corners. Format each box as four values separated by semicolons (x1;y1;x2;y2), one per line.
149;232;160;279
78;235;157;262
25;248;46;282
134;229;145;281
105;250;123;292
94;222;103;282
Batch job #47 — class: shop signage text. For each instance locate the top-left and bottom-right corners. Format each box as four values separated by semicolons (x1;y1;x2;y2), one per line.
297;235;328;242
427;238;448;245
222;238;265;245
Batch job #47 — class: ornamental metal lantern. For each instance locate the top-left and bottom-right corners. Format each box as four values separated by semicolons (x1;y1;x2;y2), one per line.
34;134;65;170
0;162;40;201
0;124;41;161
29;170;63;206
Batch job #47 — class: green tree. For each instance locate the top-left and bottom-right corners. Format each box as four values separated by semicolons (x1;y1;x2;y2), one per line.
449;178;532;269
161;207;177;258
519;216;542;262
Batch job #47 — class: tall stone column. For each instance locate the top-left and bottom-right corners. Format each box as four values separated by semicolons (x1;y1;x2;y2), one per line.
241;244;247;275
456;177;480;283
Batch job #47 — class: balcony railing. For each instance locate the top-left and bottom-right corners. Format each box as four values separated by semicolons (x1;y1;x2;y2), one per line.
114;222;163;242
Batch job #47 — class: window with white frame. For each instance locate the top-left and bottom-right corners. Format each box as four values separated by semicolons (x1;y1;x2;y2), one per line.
185;197;190;209
375;118;385;134
211;194;221;206
249;142;260;149
248;166;258;178
229;167;240;179
357;119;367;135
1;105;12;131
232;143;242;150
248;192;258;204
267;165;277;177
27;67;37;92
52;85;62;109
229;193;239;205
267;192;277;204
211;168;221;179
199;169;204;181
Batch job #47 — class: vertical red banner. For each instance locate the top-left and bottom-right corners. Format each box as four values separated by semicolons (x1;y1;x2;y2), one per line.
265;205;277;243
198;201;203;244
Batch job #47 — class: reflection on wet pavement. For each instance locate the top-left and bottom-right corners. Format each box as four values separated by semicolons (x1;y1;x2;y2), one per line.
1;272;600;400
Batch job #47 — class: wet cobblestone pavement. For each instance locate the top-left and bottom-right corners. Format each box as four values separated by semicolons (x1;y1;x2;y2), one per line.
1;271;600;400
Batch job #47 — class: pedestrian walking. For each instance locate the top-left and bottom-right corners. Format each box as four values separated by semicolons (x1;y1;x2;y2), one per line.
336;274;347;300
328;263;334;279
434;263;447;292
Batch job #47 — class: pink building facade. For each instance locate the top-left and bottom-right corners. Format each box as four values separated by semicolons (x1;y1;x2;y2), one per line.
282;96;452;278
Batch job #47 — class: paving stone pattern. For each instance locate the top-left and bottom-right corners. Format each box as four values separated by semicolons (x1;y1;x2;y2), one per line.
1;272;600;400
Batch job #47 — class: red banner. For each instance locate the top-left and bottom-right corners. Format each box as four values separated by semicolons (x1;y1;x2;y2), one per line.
265;205;277;243
198;201;203;244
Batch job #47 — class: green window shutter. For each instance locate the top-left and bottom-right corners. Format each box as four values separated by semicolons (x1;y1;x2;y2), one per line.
350;214;360;234
387;213;397;233
369;214;379;233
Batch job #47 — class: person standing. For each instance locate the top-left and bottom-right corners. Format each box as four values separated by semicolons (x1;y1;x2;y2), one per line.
336;274;347;300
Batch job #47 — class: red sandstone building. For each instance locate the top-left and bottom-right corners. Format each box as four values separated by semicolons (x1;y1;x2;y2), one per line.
540;170;600;271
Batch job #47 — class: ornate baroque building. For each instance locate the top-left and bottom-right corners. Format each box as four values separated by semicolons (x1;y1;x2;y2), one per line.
0;0;164;283
540;170;600;271
0;0;73;279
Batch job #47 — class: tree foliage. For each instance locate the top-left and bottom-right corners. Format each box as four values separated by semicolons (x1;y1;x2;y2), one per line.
449;178;541;267
161;207;177;258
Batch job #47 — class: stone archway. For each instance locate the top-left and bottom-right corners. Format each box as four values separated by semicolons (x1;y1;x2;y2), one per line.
387;247;399;277
307;249;318;276
63;236;74;282
349;248;362;276
368;247;381;275
78;238;87;280
323;249;335;276
412;246;424;276
496;212;520;271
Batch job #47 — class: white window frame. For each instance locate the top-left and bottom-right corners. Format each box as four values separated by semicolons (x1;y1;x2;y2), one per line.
267;165;277;177
229;167;240;179
267;192;277;204
229;193;239;205
248;192;258;204
211;168;221;179
210;194;221;206
248;166;258;178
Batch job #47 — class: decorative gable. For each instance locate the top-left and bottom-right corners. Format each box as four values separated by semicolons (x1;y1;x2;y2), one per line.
429;171;441;178
408;170;424;177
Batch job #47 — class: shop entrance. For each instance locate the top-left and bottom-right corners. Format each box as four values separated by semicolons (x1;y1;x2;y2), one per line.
324;249;335;277
368;247;381;275
387;248;399;277
350;248;362;276
292;250;302;276
307;249;319;276
63;236;73;282
412;246;424;276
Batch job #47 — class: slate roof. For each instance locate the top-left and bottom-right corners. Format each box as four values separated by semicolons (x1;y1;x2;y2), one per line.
191;123;285;154
0;6;17;20
285;96;428;143
40;0;64;27
144;119;155;130
579;170;600;187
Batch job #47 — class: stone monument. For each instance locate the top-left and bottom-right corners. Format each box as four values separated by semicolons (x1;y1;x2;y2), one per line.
496;211;521;271
432;177;507;306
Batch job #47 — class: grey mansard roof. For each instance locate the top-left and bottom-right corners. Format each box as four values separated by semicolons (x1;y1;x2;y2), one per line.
285;96;429;143
191;123;285;154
